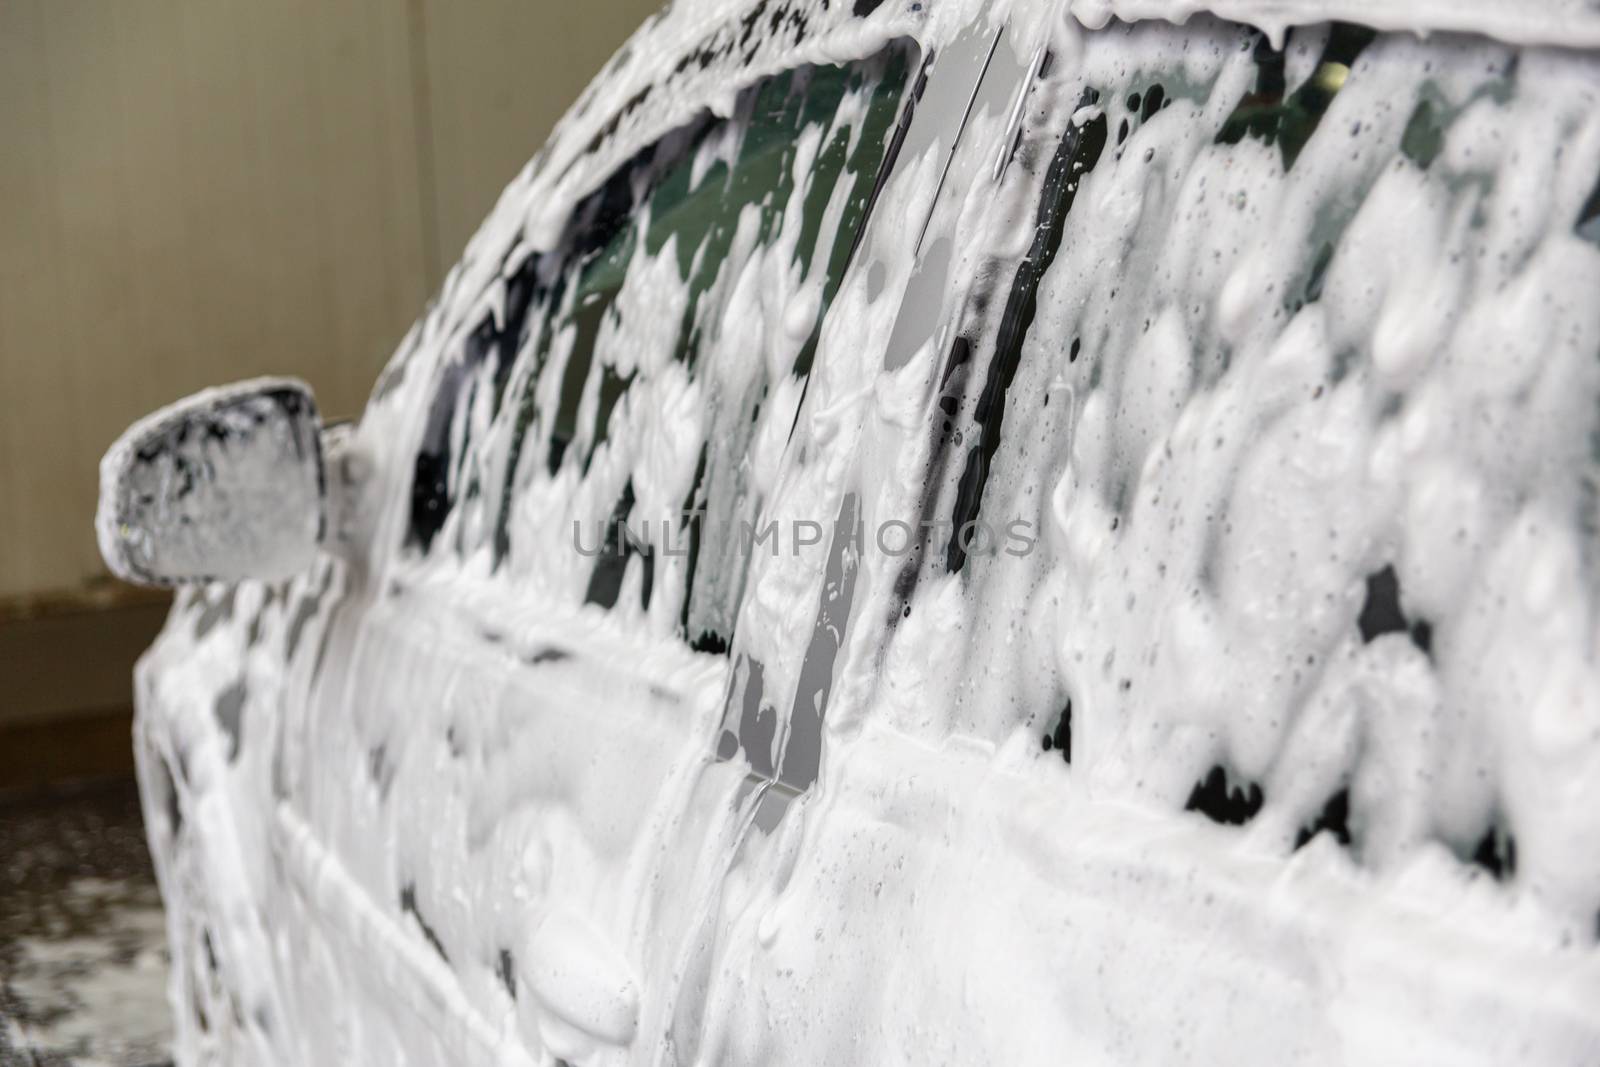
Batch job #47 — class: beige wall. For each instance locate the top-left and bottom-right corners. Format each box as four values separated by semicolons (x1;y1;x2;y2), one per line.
0;0;661;601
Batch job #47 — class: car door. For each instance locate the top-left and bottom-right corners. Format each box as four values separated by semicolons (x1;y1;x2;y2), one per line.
682;15;1600;1066
259;36;924;1066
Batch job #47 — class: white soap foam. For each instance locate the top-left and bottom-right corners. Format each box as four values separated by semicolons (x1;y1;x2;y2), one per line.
109;2;1600;1064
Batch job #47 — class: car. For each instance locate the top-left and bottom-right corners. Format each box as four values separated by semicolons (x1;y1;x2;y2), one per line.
97;0;1600;1062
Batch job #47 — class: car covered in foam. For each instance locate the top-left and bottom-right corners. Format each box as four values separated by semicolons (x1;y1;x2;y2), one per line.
99;0;1600;1062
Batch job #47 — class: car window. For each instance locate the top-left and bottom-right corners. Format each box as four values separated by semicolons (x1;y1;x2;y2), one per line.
405;41;916;652
875;17;1600;885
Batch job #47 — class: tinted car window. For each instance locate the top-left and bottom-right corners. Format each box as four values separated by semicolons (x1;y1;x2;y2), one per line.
406;42;916;652
883;18;1600;888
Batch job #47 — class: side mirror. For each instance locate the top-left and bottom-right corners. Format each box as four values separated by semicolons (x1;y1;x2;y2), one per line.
97;378;326;586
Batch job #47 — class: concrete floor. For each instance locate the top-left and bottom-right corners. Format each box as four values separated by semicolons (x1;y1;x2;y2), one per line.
0;778;172;1067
